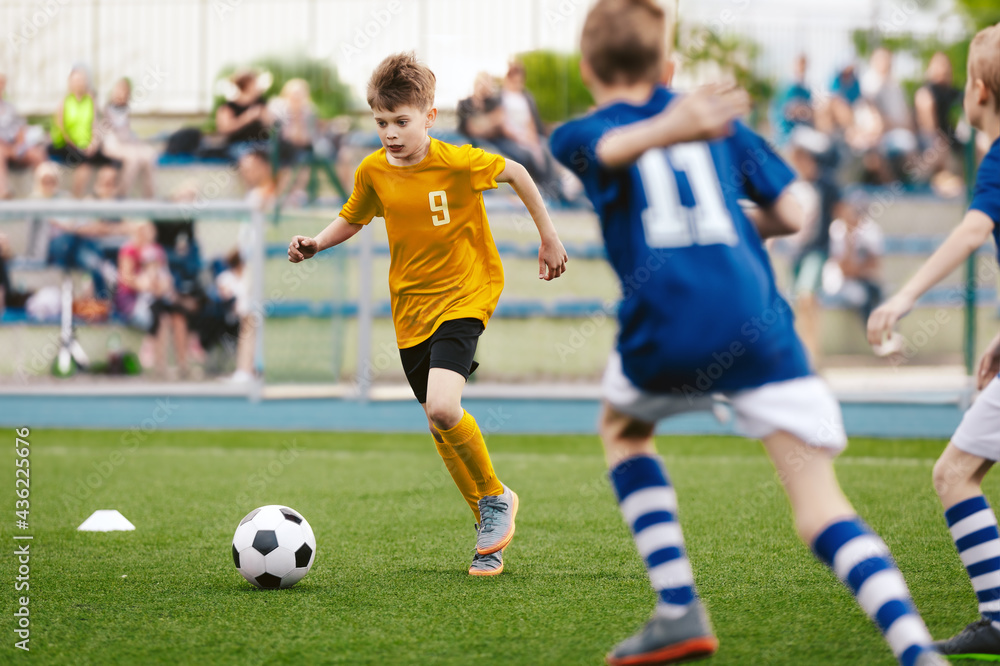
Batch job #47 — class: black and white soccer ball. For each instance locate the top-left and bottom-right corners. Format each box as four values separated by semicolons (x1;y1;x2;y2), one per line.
232;505;316;589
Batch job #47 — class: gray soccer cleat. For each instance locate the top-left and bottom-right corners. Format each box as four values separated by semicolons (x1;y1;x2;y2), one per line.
469;524;503;576
606;600;718;666
934;618;1000;661
476;484;518;555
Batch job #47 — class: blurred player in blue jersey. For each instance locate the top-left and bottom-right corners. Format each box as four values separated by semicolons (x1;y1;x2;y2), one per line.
550;1;944;664
869;23;1000;661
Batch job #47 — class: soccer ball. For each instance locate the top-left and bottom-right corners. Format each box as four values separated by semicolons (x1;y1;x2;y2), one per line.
232;505;316;589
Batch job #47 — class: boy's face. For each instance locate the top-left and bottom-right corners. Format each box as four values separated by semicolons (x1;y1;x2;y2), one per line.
373;104;436;161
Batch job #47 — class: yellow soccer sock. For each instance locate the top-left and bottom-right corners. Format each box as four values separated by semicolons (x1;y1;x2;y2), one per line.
439;410;504;498
433;433;482;521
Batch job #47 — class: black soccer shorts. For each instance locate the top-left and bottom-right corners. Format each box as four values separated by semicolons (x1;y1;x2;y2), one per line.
398;318;484;404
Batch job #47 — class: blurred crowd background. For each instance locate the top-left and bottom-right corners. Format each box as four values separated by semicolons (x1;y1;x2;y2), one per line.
0;0;997;384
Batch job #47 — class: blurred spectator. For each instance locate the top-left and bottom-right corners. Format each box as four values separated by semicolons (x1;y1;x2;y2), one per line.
216;69;271;159
830;63;861;106
0;73;46;199
916;52;961;146
785;128;842;365
238;149;276;212
458;68;573;201
100;78;157;198
819;63;860;135
0;232;30;318
859;47;918;182
500;61;549;172
116;221;187;377
49;65;113;197
217;149;275;383
270;78;317;164
914;52;964;196
822;193;885;325
215;248;252;383
269;78;318;200
772;54;814;146
457;72;505;143
90;165;130;263
38;162;118;299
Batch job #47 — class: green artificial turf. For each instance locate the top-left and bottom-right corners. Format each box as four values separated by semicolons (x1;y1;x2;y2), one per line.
0;431;992;665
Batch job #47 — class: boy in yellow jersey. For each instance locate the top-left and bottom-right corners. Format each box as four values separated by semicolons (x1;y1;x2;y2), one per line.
288;53;568;576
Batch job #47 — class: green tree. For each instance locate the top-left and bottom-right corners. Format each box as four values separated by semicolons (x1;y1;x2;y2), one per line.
517;51;594;125
955;0;1000;29
680;27;774;122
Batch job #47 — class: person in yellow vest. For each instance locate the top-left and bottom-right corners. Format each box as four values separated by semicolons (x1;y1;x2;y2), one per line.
49;65;112;197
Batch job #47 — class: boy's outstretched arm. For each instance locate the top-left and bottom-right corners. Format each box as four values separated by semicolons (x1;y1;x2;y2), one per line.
596;84;750;169
866;210;994;345
496;160;569;280
288;216;364;263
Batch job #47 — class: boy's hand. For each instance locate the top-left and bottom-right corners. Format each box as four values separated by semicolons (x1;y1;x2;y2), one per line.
977;332;1000;390
665;83;751;143
539;236;568;280
866;292;915;347
288;235;318;263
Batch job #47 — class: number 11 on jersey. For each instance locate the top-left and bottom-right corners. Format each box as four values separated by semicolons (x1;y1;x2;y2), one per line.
429;190;450;226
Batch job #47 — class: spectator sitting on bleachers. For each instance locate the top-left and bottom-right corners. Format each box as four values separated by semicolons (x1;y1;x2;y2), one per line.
772;54;814;147
822;192;885;326
785;128;842;366
458;70;575;202
49;65;113;197
859;47;918;183
500;62;549;172
914;52;965;197
38;161;118;300
238;148;276;212
0;73;46;199
268;78;318;201
153;181;206;369
100;78;157;198
116;220;187;377
216;69;272;160
215;248;252;383
89;165;131;263
218;149;274;383
458;73;513;151
817;62;860;136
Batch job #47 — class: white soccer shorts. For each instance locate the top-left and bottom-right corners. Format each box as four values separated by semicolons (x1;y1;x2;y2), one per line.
602;351;847;452
952;376;1000;460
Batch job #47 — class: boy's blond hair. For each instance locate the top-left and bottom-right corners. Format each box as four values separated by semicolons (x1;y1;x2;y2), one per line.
366;52;436;112
581;0;668;85
970;23;1000;109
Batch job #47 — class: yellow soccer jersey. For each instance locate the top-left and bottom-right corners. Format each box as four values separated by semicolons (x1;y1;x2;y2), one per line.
339;138;506;348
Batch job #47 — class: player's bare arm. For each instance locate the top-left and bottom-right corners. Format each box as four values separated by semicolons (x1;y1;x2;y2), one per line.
287;216;364;263
867;209;994;345
496;160;569;280
595;83;751;169
743;190;804;240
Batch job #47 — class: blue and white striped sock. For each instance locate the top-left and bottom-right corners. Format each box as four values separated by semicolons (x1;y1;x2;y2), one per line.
610;455;696;619
945;495;1000;628
813;518;935;666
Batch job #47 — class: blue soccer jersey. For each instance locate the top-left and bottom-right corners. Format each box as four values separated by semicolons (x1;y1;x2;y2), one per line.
970;136;1000;265
550;86;811;394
